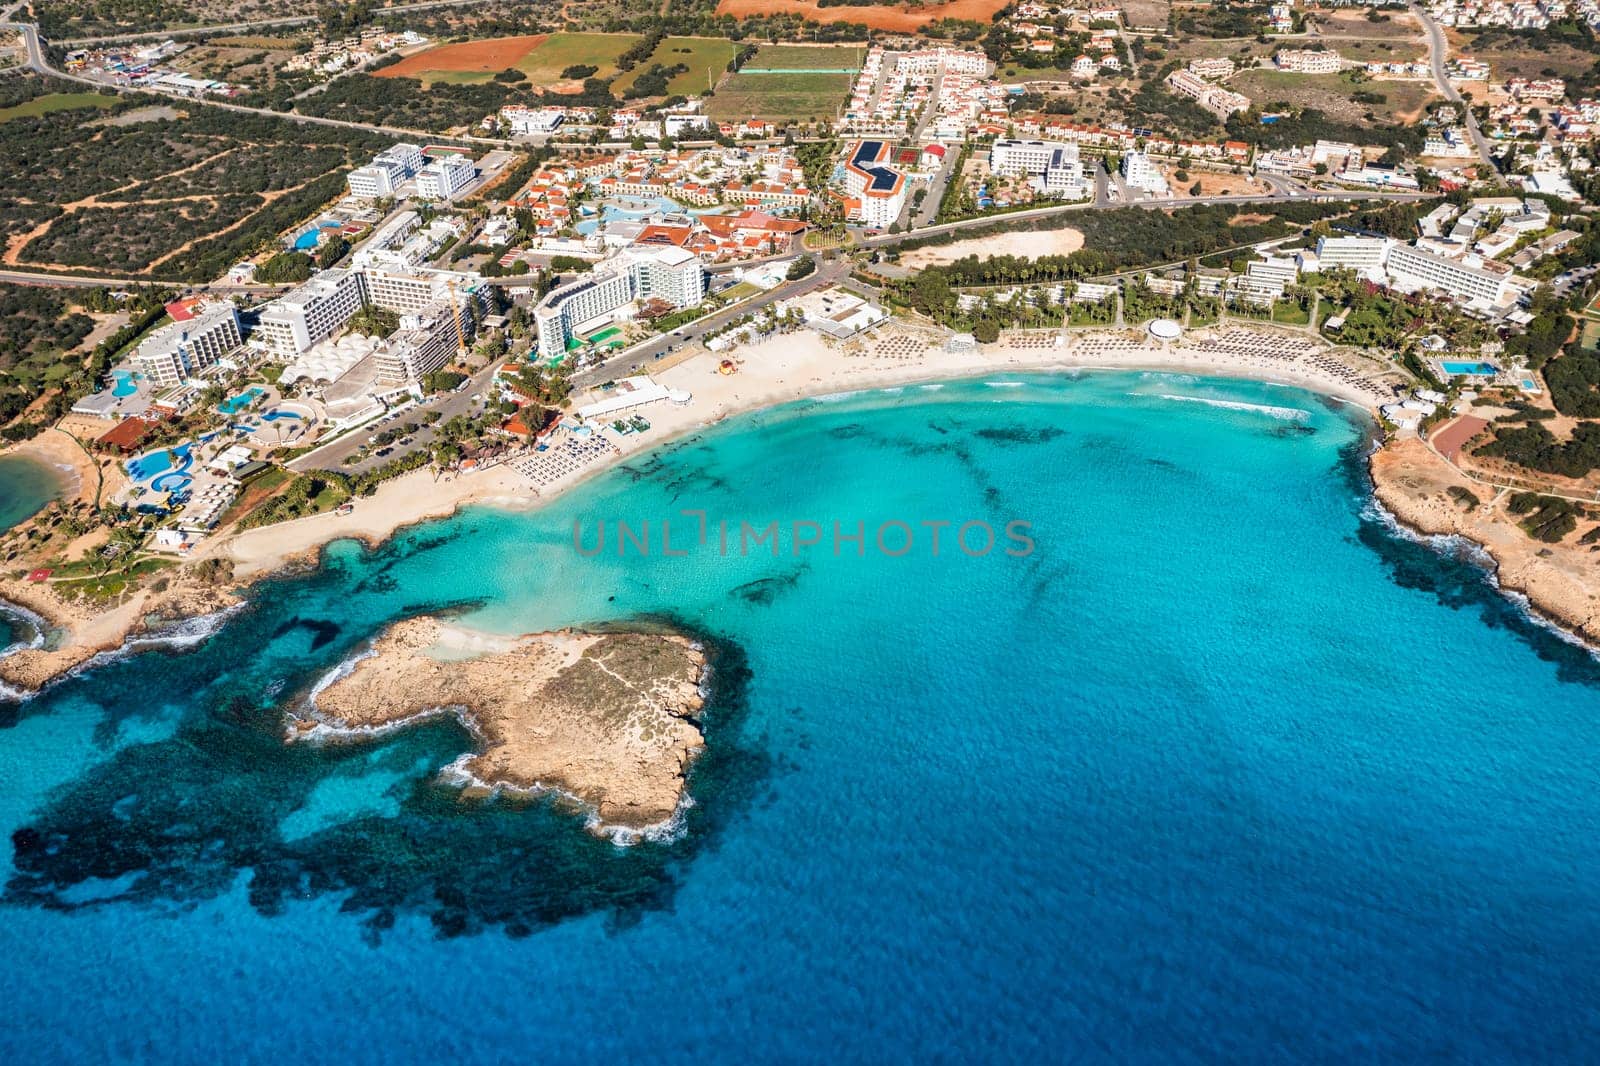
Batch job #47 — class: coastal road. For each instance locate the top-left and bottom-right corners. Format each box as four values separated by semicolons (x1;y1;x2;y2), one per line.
1411;2;1496;169
569;258;854;389
0;266;286;294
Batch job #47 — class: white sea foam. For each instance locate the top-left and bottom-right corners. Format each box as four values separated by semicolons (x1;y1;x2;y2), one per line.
983;380;1027;389
917;383;945;391
1140;371;1199;385
0;601;245;703
812;390;864;403
1157;394;1310;422
0;598;49;658
1364;495;1600;659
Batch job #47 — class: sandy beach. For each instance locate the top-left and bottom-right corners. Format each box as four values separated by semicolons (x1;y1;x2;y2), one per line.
2;322;1418;694
219;324;1400;581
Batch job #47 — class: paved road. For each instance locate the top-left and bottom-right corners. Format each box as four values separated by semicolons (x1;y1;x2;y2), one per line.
0;266;286;293
1412;2;1496;169
47;0;488;45
571;258;853;388
291;358;502;475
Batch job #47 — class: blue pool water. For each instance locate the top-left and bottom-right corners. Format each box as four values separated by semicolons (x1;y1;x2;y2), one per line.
110;370;140;398
124;443;192;489
262;408;303;423
292;220;340;251
218;387;264;416
1440;360;1498;377
3;373;1600;1061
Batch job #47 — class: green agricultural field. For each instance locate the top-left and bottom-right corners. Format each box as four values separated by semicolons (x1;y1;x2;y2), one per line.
706;70;852;123
515;33;646;82
614;36;740;98
742;43;869;72
0;93;116;123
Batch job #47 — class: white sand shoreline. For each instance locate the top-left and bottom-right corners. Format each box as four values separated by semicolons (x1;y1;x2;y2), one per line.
216;325;1395;581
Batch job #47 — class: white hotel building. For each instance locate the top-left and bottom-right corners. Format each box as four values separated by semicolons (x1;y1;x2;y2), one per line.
1313;235;1521;307
534;247;706;362
1313;235;1391;273
989;139;1089;199
416;154;477;201
132;303;243;387
347;143;426;198
254;269;367;359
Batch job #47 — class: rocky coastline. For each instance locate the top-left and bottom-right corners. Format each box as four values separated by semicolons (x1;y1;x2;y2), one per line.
292;617;708;833
1369;436;1600;646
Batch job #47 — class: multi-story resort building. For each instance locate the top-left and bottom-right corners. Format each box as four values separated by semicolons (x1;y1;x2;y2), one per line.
1165;69;1252;120
347;143;426;198
839;141;908;229
373;304;465;384
255;268;368;358
1187;57;1236;79
1275;49;1343;74
1313;235;1392;272
253;264;484;364
534;247;706;361
1385;243;1517;305
1120;149;1169;194
989;139;1089;199
416;154;476;201
131;303;242;387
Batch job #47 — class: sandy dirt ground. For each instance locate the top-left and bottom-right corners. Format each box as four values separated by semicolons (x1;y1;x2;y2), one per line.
376;34;546;79
899;228;1085;267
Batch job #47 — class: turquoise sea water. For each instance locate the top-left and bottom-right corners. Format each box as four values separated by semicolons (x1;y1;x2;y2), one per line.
3;372;1600;1062
0;455;61;653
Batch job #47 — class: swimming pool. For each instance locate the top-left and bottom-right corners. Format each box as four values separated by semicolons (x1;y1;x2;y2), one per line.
291;220;341;252
261;409;303;423
111;370;141;398
1440;361;1499;377
218;387;265;416
124;443;193;490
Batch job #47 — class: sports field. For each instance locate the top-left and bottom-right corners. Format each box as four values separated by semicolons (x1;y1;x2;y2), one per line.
377;33;644;87
0;93;116;123
707;69;852;123
613;36;740;98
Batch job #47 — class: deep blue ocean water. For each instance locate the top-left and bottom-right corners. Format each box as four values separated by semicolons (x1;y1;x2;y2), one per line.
2;372;1599;1063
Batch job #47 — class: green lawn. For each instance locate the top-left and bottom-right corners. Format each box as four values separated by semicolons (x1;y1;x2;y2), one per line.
744;43;868;71
0;93;116;123
706;71;851;123
614;36;740;98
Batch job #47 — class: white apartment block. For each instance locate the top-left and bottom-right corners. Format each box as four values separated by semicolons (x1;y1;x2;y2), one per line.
254;268;367;358
346;143;425;198
1275;49;1343;74
1386;243;1516;305
534;248;707;361
1314;235;1392;273
989;139;1088;199
416;154;476;201
131;303;242;387
1165;69;1252;120
1247;255;1300;288
373;303;463;384
501;106;565;135
1187;57;1236;79
1120;149;1169;194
